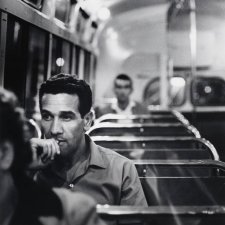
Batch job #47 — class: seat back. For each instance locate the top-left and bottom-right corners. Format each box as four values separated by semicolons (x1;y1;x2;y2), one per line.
140;177;225;206
88;123;195;137
115;148;213;160
95;114;180;124
97;205;225;225
134;160;225;177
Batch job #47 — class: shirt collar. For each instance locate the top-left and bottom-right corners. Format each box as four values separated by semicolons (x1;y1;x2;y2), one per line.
85;134;107;169
111;100;136;113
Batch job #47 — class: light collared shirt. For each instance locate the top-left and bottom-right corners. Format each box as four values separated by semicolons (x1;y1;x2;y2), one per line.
36;135;147;206
111;100;136;115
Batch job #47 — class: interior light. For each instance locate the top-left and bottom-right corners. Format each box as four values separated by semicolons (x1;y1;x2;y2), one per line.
170;77;186;87
204;86;212;94
98;7;111;21
56;58;65;67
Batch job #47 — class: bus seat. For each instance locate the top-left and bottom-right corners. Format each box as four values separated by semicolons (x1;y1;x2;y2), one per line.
88;123;196;137
97;205;225;225
92;137;219;160
95;113;182;124
115;148;213;160
134;160;225;177
140;177;225;206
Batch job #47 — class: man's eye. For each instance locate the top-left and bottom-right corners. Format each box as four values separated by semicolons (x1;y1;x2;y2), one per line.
62;116;73;121
42;114;52;121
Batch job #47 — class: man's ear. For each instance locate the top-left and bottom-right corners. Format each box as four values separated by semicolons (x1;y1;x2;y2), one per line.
0;141;14;171
83;111;94;132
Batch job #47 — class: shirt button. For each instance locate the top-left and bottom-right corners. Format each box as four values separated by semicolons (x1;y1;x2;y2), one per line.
69;184;74;188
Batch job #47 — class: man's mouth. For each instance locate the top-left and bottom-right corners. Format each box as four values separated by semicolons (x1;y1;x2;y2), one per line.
56;140;66;145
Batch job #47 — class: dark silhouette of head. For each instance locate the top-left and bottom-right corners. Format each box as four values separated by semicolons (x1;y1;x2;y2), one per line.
0;88;32;178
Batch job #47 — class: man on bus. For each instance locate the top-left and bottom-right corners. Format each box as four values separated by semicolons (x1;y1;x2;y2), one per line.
95;74;148;118
0;88;104;225
31;73;147;206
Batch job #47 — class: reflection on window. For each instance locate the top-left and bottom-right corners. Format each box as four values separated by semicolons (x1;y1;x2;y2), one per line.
169;77;186;106
143;77;160;106
51;37;72;75
191;77;225;106
25;26;48;119
4;15;48;119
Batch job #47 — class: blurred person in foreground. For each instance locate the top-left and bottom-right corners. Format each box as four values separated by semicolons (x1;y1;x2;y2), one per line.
0;88;104;225
31;73;147;206
95;74;148;118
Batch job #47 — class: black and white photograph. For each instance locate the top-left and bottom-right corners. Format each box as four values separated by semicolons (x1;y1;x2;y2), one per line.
1;0;225;224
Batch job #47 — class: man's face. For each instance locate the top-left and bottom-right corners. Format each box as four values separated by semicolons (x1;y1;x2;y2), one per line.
114;79;132;102
41;93;85;158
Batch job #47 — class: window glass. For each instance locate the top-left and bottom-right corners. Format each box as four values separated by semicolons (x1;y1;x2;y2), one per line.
22;0;43;9
169;76;186;106
61;41;72;74
88;54;97;98
4;15;48;119
75;45;81;75
191;77;225;106
76;9;89;39
143;77;160;106
4;16;28;106
25;26;48;119
83;50;91;82
51;37;72;75
55;0;70;23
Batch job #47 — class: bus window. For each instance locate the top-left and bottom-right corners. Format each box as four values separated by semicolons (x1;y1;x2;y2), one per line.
4;15;48;118
4;15;28;106
78;48;85;79
51;37;72;75
61;41;72;74
75;45;81;75
143;77;160;106
25;26;48;119
83;50;91;83
191;77;225;106
169;76;186;106
55;0;70;23
22;0;43;9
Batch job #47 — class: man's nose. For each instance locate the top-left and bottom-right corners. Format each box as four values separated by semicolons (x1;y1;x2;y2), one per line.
50;118;63;136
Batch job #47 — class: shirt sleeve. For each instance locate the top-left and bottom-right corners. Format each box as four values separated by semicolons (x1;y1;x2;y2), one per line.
120;161;148;206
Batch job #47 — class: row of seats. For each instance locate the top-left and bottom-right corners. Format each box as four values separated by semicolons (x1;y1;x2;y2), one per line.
92;136;218;160
89;110;225;225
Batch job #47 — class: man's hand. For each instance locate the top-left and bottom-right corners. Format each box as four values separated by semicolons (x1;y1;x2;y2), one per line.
29;138;60;169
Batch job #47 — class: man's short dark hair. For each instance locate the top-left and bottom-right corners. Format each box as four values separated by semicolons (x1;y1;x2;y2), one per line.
114;74;133;88
0;88;32;177
39;74;92;118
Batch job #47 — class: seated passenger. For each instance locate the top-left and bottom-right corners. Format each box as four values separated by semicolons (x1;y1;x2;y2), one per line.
31;73;147;206
95;74;148;118
0;88;104;225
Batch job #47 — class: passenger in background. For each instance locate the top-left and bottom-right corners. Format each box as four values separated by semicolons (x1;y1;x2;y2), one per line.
95;74;148;118
0;88;104;225
31;73;147;206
